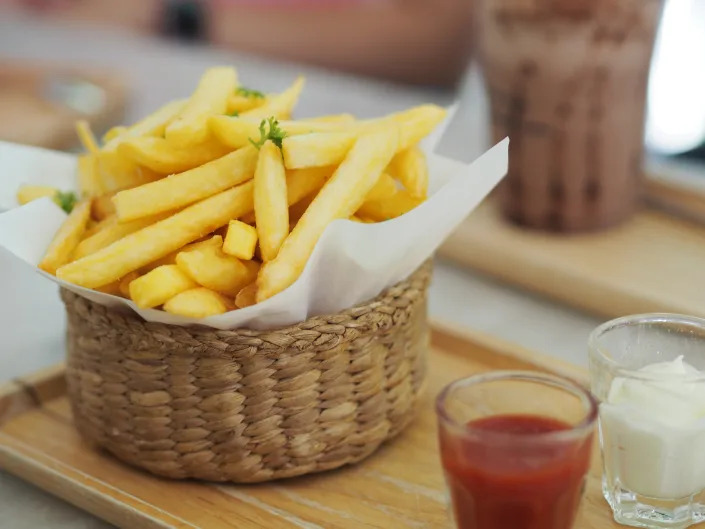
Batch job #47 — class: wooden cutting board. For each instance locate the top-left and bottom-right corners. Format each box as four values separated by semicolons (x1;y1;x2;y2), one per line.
0;322;618;528
0;61;127;150
439;200;705;319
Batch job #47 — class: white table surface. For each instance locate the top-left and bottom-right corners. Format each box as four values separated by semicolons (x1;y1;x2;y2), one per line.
0;11;601;528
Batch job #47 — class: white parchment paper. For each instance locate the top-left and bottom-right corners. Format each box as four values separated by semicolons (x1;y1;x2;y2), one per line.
0;134;507;330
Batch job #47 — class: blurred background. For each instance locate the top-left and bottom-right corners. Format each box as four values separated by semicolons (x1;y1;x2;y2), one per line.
1;0;704;162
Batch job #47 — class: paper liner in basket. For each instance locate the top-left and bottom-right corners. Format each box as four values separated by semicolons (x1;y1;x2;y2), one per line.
0;135;508;330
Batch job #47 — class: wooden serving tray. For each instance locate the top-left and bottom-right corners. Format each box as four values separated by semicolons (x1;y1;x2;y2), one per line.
0;61;127;150
0;322;616;528
439;200;705;320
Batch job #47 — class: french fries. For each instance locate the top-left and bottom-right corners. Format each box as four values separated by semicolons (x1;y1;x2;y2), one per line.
257;126;399;302
39;200;91;274
241;77;304;120
16;185;58;205
176;243;252;295
280;105;446;170
387;146;429;199
254;140;289;261
164;288;230;318
104;99;185;148
113;146;257;221
223;220;258;260
129;265;196;308
56;183;254;288
39;68;444;317
357;189;423;221
77;154;102;197
165;66;238;147
235;283;257;308
72;212;167;260
282;132;356;169
118;136;230;174
91;192;116;221
209;116;353;150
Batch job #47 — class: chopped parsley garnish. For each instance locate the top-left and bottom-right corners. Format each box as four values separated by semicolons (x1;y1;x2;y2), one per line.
249;117;287;150
236;86;265;99
54;190;78;214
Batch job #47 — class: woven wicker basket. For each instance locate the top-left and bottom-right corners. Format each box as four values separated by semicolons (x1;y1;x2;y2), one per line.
62;262;431;483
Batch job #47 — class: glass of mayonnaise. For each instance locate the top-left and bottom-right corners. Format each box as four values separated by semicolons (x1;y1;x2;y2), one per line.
589;313;705;528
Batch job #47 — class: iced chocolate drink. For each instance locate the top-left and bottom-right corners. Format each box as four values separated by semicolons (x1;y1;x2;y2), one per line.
480;0;664;231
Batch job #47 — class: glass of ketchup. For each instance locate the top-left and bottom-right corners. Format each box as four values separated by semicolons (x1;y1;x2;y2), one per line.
436;370;598;529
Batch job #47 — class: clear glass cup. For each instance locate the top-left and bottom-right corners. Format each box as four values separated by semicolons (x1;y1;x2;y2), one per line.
436;371;597;529
478;0;665;232
589;314;705;528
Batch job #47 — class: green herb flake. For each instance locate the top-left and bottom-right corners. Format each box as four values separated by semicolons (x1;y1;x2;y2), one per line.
249;117;287;150
54;190;78;214
236;86;265;99
228;110;239;117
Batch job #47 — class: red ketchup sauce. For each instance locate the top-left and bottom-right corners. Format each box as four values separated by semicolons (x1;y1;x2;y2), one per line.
439;414;593;529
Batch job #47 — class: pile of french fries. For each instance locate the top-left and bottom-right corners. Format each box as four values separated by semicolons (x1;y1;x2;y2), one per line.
18;66;445;319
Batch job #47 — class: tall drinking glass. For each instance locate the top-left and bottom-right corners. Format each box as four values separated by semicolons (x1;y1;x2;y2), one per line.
478;0;665;231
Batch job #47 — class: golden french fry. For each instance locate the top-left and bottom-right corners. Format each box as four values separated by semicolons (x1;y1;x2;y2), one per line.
77;154;102;198
254;140;289;261
281;105;444;169
308;113;356;124
241;77;305;120
129;265;196;308
357;189;423;221
118;136;231;174
387;146;429;198
91;192;116;221
39;200;91;274
235;282;257;308
163;288;230;318
119;271;140;298
241;259;260;281
94;150;162;194
226;94;267;114
391;104;446;151
209;115;353;150
56;183;254;288
75;120;99;153
114;146;257;221
222;220;258;260
16;185;58;205
141;235;223;272
282;132;356;169
101;126;128;144
104;99;186;149
97;280;122;296
72;212;167;260
166;67;238;147
83;215;116;238
176;245;250;294
240;166;330;224
365;173;397;202
257;126;398;301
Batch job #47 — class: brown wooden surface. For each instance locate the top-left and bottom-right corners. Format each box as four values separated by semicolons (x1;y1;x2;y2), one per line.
0;322;617;528
439;200;705;320
0;61;127;150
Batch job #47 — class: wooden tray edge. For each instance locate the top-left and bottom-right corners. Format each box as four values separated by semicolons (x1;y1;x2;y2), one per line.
0;364;66;426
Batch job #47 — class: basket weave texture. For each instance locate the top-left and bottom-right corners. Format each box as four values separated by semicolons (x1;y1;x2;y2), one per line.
62;262;431;482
